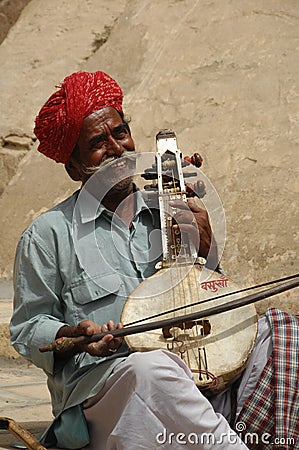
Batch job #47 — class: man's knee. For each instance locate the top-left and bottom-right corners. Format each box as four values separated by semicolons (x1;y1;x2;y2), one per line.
124;349;193;387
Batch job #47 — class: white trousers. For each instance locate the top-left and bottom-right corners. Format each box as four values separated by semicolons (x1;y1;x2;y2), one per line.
82;349;249;450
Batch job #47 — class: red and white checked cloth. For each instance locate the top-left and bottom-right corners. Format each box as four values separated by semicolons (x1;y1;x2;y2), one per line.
236;308;299;449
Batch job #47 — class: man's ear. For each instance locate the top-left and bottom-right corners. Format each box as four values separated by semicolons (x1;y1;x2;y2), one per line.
65;156;83;181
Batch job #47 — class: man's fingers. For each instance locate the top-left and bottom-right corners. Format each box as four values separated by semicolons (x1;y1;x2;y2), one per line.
107;320;117;331
83;326;123;357
83;334;113;355
169;199;189;210
169;198;205;214
102;333;114;344
77;320;101;335
175;224;200;248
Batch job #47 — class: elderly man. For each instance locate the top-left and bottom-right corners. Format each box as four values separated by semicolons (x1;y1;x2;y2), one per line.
10;71;298;450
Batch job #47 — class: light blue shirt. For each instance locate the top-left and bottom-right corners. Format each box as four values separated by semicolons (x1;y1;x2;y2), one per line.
10;188;161;447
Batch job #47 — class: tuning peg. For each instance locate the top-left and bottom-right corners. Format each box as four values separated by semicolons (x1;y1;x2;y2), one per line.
186;179;206;199
141;169;158;180
144;183;158;191
192;153;203;168
183;153;203;168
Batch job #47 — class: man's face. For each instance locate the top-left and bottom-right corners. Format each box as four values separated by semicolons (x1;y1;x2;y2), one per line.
77;107;135;199
76;106;135;185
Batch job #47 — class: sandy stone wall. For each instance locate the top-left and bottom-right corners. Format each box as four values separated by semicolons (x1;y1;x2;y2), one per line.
0;0;298;312
0;0;31;44
0;0;33;194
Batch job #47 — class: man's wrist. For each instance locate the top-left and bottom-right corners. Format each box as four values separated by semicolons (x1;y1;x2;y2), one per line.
55;324;74;339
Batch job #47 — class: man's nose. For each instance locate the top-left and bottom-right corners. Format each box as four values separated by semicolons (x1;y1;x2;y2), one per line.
106;136;124;156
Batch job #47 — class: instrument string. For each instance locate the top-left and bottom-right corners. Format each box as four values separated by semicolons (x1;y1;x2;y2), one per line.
188;260;209;374
182;264;198;368
174;186;195;367
163;164;194;365
177;243;190;365
194;266;206;377
164;191;178;353
166;180;205;374
170;192;186;358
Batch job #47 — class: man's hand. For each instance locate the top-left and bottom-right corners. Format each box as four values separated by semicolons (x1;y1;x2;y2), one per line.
170;197;219;270
55;319;123;358
77;320;123;356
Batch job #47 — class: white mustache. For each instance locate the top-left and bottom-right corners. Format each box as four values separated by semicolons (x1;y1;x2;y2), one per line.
83;151;135;175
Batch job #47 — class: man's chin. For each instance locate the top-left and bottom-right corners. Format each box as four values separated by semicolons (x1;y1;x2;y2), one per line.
105;176;134;197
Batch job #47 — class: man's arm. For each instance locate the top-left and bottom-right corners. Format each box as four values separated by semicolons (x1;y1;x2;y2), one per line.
10;229;67;375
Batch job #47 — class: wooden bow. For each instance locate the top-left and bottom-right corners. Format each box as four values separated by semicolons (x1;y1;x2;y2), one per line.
39;275;299;353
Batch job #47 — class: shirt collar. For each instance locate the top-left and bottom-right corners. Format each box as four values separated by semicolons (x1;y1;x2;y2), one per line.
76;184;155;225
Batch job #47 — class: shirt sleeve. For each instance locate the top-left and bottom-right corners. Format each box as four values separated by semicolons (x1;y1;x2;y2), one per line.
10;226;68;375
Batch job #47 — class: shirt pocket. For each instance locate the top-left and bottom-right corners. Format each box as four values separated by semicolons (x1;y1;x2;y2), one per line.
70;272;121;305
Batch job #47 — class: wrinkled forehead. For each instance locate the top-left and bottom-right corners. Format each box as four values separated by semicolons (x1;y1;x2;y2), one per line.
79;107;123;142
82;106;122;124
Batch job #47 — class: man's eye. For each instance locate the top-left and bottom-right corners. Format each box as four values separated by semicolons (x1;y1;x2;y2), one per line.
114;126;129;139
90;141;104;151
116;130;127;139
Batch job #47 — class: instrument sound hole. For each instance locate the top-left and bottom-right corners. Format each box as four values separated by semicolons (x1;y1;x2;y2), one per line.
162;319;211;339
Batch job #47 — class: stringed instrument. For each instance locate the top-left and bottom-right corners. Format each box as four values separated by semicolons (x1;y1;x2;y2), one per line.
39;132;299;387
121;130;258;391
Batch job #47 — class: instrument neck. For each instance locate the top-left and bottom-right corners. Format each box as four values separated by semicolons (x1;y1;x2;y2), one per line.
155;134;197;267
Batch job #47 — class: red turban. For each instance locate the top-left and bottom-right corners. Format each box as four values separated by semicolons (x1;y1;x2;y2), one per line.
34;71;123;163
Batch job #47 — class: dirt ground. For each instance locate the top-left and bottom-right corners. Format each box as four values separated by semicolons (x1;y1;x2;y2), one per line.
0;1;298;295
